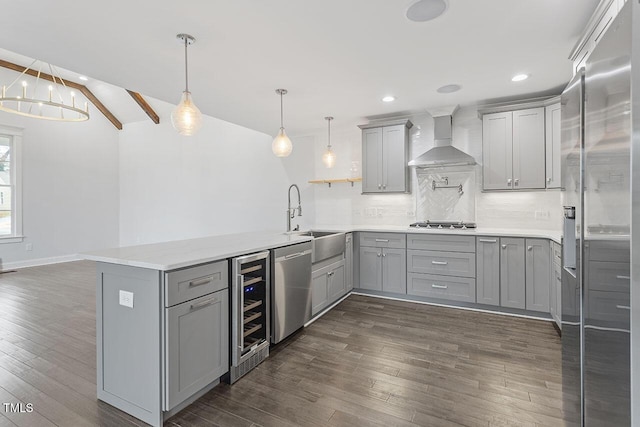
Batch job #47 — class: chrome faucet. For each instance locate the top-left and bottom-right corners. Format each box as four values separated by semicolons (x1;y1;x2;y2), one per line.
287;184;302;232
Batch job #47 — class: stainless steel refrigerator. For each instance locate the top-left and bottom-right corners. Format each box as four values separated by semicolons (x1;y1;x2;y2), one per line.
560;2;635;425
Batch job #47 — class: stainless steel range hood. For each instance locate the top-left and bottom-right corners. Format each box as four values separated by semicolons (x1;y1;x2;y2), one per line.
408;115;476;168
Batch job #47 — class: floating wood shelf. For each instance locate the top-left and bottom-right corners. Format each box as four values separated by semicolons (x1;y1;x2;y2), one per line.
308;177;362;188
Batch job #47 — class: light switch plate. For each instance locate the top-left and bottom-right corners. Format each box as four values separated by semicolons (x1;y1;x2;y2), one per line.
119;290;134;308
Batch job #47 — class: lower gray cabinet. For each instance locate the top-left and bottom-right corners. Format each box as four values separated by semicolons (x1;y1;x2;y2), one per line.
500;238;525;309
525;238;551;312
358;246;406;294
476;237;500;306
165;289;228;410
312;260;346;316
345;233;353;291
381;248;406;294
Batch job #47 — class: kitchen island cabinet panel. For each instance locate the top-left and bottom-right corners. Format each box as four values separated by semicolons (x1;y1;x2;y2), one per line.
166;289;228;410
500;238;526;309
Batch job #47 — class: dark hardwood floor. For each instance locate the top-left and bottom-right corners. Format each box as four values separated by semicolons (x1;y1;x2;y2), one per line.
0;261;571;427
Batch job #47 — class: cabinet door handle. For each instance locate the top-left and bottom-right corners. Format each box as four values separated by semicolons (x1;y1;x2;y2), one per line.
431;261;448;265
527;246;533;251
616;275;631;280
431;284;448;289
377;253;381;257
375;239;389;242
383;184;386;189
514;179;519;187
378;184;382;189
501;244;507;249
547;177;552;183
189;277;213;287
327;271;334;277
507;179;512;186
191;297;218;310
616;305;631;310
479;239;497;243
382;253;386;257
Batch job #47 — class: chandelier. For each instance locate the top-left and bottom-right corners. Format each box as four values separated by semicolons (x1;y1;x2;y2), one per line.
0;59;89;122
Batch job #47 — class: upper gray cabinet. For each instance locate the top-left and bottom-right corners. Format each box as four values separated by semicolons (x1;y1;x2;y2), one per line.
545;103;561;189
482;107;545;190
359;119;412;194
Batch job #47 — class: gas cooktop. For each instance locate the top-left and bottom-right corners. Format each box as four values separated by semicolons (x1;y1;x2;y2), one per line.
409;221;476;230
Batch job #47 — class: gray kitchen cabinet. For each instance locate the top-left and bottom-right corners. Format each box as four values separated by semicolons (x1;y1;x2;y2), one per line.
312;259;346;316
358;240;406;295
500;238;525;309
545;103;561;188
381;248;407;294
525;238;551;313
358;120;412;194
482;107;545;190
345;233;353;291
550;241;562;328
476;237;500;306
165;289;228;410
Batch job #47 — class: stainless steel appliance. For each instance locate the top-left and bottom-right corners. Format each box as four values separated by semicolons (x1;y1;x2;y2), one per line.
409;220;476;230
270;241;312;344
228;251;270;384
560;4;635;425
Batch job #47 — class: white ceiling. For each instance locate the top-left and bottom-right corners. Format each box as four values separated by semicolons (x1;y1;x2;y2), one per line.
0;0;598;135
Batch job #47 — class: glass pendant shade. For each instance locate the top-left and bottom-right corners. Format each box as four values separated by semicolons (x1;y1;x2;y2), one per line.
322;148;336;168
272;127;293;157
171;91;202;136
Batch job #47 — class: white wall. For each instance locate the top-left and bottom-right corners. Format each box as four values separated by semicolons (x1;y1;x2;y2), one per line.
0;89;120;269
303;106;562;231
118;100;315;246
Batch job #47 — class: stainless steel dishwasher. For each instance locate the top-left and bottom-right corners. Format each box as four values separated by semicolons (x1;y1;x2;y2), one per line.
270;241;312;344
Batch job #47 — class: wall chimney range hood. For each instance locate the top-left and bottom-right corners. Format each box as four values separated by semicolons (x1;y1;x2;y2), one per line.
409;108;476;168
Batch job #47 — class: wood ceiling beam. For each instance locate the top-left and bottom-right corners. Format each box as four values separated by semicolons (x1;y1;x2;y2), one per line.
0;59;123;130
126;90;159;124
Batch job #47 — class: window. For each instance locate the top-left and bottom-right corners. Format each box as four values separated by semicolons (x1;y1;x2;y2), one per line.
0;126;22;243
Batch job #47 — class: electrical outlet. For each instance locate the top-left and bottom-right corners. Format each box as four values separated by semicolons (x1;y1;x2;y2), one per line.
119;290;134;308
534;210;550;220
25;243;33;251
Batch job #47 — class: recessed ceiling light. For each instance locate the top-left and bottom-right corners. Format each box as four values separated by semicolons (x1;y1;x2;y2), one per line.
511;74;529;82
78;75;88;81
382;96;396;102
406;0;448;22
437;84;461;94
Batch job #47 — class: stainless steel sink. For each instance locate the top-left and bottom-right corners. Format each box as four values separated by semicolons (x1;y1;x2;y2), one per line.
296;230;345;263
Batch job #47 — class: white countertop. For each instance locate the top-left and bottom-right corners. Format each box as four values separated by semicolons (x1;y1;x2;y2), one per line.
83;226;562;271
82;231;313;271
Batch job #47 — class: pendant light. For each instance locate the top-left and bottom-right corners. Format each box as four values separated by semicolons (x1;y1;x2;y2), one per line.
272;89;292;157
171;33;202;136
322;116;336;168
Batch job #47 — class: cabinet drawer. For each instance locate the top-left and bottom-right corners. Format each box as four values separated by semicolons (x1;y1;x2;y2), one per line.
407;234;475;253
587;261;630;293
407;250;475;278
359;232;406;249
407;273;476;303
586;290;630;327
165;260;228;307
585;240;630;262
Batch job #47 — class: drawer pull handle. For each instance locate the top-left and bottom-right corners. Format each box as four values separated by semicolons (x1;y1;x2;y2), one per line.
479;239;497;243
375;239;389;242
431;261;448;265
285;252;305;260
431;284;448;289
191;297;218;310
616;305;631;310
616;275;631;280
189;277;213;287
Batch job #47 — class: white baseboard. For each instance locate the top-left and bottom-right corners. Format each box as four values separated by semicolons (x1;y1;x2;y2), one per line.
1;254;82;271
